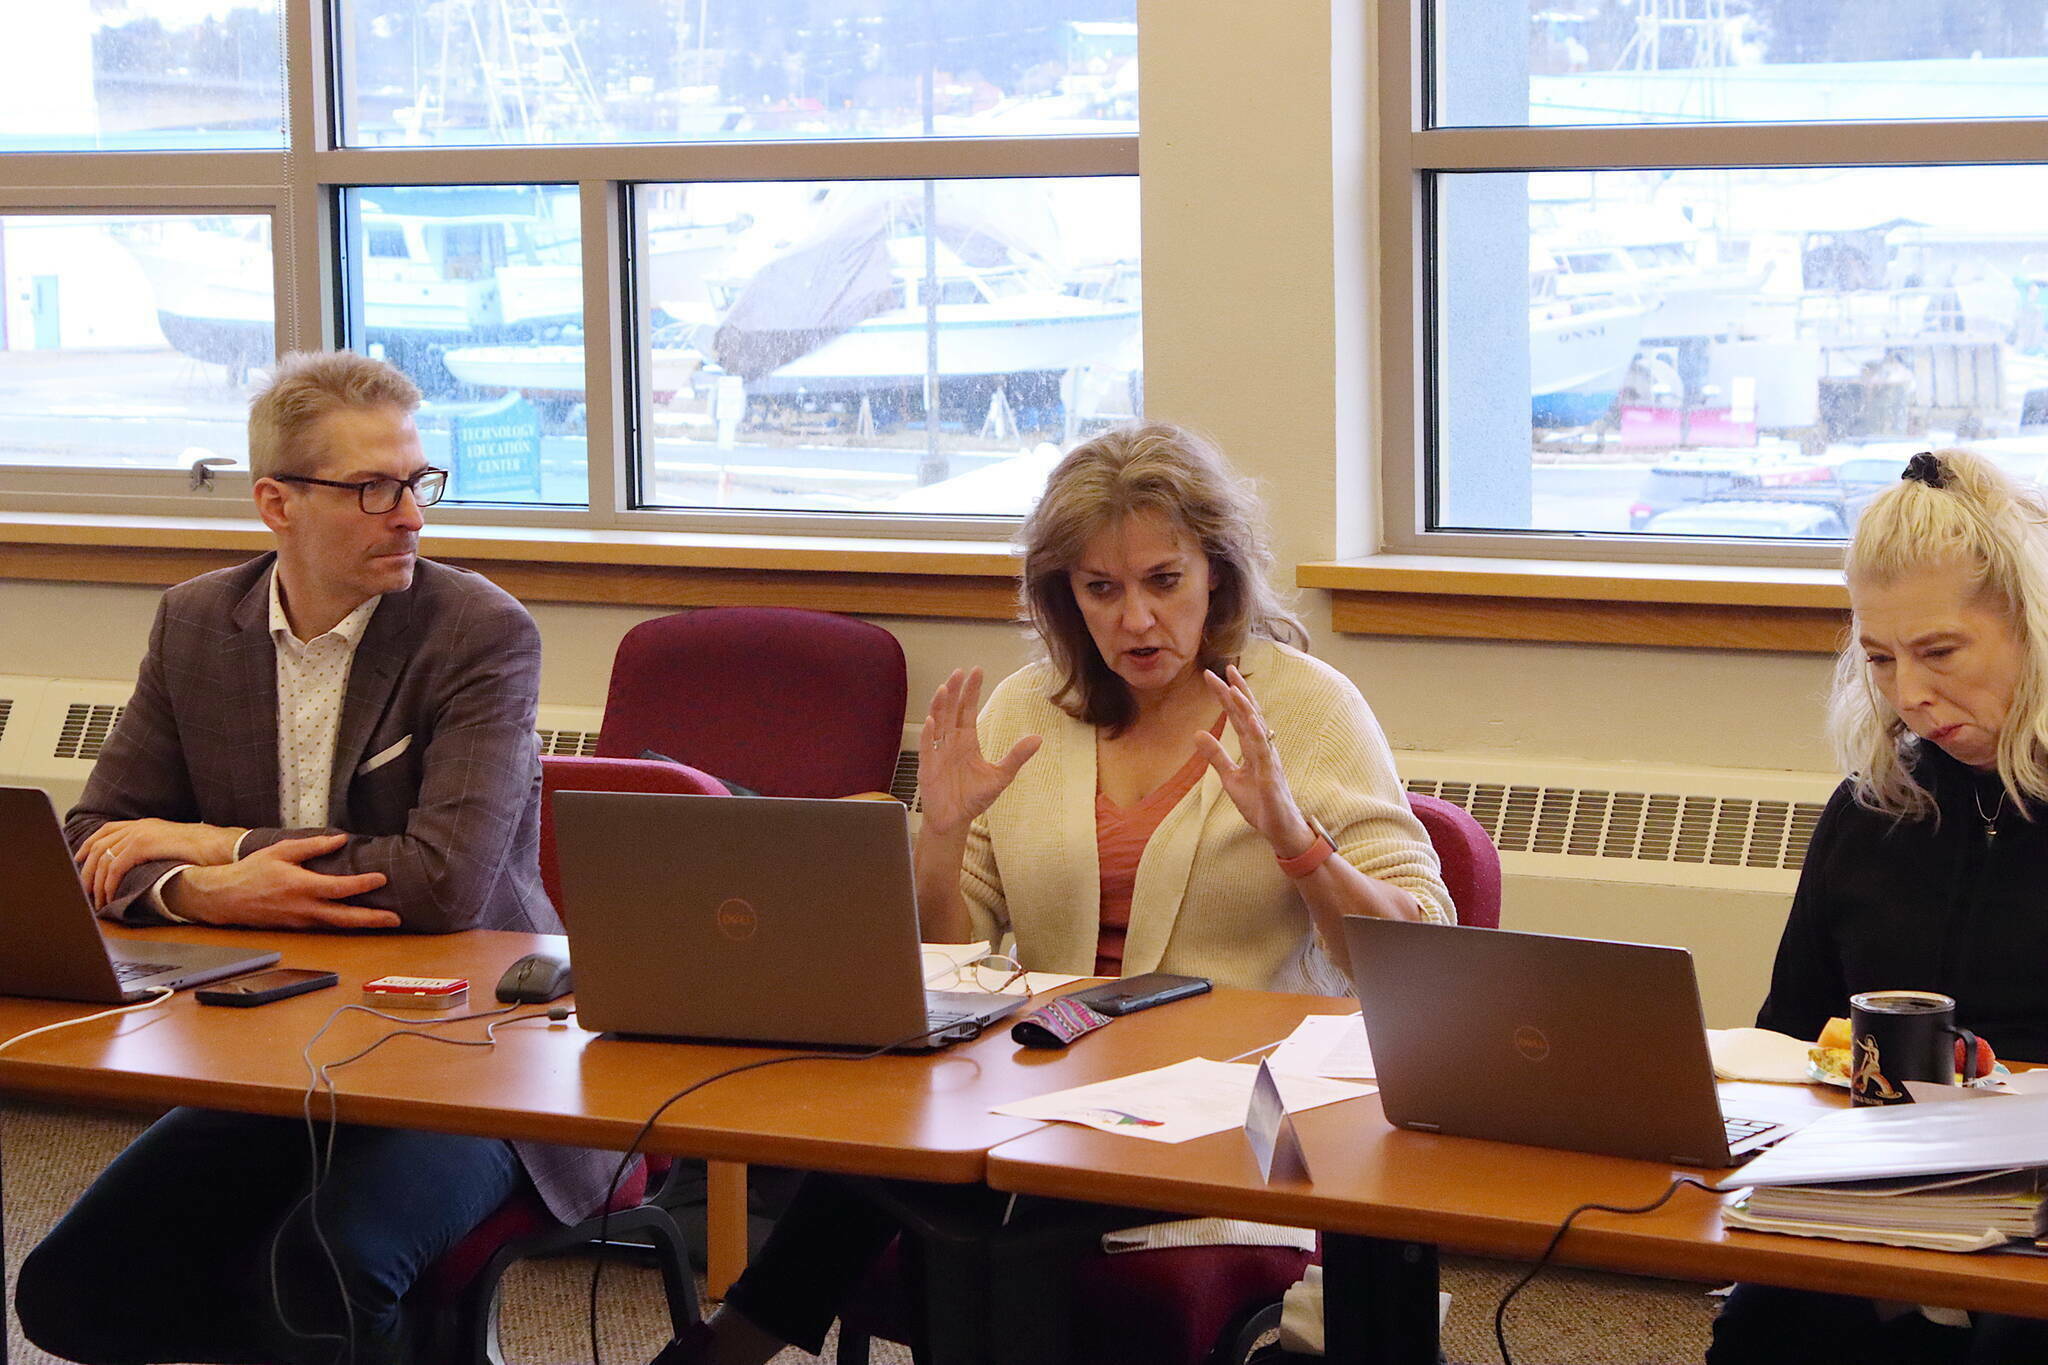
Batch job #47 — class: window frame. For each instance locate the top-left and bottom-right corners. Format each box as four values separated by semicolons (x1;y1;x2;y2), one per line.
0;2;1139;543
1375;0;2048;568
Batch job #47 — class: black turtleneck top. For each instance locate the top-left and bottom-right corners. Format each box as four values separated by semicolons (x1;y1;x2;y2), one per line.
1757;742;2048;1063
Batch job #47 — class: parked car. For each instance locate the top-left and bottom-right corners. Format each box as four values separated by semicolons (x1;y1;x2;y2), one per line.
1827;446;2048;498
1824;452;1910;495
1639;495;1851;540
1626;453;1838;529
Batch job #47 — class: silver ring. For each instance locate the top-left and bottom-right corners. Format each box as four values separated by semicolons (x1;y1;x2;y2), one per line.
1262;728;1277;744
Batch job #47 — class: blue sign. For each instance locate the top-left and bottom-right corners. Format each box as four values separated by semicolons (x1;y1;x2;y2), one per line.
451;395;542;499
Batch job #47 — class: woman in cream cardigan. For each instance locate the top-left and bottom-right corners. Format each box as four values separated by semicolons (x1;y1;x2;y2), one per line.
916;421;1452;992
655;422;1451;1365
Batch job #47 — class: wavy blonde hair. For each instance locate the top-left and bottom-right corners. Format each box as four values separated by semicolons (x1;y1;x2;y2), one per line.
248;350;421;479
1018;422;1307;733
1830;447;2048;818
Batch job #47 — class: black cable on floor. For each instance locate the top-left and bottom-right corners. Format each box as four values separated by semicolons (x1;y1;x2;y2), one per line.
1494;1173;1719;1365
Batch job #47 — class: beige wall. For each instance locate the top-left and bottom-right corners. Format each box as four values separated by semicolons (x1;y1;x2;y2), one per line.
0;0;1843;776
0;578;1838;776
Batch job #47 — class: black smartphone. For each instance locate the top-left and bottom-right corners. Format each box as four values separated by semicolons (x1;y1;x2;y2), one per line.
195;967;339;1008
1066;972;1211;1016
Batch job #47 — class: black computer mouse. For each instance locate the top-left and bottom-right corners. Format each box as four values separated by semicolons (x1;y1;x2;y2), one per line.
495;952;572;1004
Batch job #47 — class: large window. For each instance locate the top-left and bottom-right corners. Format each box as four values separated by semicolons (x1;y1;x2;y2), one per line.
1;3;283;152
0;214;272;472
5;2;1139;532
1394;2;2048;557
337;0;1137;146
630;176;1140;516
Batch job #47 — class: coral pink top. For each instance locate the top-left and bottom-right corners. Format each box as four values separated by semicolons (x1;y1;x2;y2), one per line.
1095;718;1225;975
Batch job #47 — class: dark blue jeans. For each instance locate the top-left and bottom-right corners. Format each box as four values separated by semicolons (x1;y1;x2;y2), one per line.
1709;1283;2048;1365
14;1107;521;1365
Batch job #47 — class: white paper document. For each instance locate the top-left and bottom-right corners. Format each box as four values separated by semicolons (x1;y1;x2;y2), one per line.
1903;1079;2007;1105
1707;1027;1814;1084
1266;1013;1375;1080
991;1057;1375;1143
1992;1069;2048;1097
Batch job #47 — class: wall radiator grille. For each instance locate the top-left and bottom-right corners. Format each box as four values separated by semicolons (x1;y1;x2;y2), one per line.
890;749;1826;873
1404;778;1826;872
0;697;11;745
537;728;600;757
889;748;922;806
53;703;125;761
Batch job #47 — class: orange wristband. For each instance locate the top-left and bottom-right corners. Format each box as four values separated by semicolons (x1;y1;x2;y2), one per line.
1276;818;1336;878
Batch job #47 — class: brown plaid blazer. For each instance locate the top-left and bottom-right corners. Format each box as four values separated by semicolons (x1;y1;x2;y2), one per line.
67;553;615;1222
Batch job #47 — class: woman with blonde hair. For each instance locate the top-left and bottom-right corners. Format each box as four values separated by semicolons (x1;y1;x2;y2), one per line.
656;421;1450;1365
1710;448;2048;1363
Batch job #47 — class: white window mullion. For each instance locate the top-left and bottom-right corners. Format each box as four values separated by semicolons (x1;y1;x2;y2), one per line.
1413;120;2048;175
582;180;624;521
284;0;329;353
303;136;1137;188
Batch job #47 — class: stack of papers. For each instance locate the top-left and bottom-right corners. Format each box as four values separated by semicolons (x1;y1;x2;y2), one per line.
1725;1091;2048;1189
1727;1168;2048;1253
1718;1091;2048;1253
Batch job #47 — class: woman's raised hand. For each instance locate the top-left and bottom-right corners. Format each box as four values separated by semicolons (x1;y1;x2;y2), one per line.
917;667;1042;838
1194;664;1315;856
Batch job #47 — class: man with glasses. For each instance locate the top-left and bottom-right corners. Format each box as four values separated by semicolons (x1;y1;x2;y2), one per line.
15;350;613;1365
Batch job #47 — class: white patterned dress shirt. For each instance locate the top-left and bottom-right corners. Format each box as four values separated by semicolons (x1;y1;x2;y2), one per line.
148;571;381;919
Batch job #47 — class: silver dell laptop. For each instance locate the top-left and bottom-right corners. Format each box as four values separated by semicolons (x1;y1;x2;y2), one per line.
1342;917;1798;1168
0;786;279;1003
552;791;1024;1051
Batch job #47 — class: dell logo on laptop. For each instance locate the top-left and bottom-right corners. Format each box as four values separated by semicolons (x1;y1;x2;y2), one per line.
715;897;759;942
1513;1025;1551;1062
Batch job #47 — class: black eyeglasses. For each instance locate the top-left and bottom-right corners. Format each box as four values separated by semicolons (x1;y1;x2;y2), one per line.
273;467;449;514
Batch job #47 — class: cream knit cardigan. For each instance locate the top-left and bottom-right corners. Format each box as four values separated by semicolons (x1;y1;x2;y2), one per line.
960;637;1452;996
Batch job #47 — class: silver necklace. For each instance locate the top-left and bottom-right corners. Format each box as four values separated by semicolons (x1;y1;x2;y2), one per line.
1974;784;2007;842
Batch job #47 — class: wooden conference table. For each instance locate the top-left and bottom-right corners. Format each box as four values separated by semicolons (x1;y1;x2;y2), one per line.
0;925;1337;1364
8;927;2048;1364
990;1070;2048;1363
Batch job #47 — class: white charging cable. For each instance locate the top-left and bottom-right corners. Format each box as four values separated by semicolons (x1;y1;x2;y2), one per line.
0;987;175;1058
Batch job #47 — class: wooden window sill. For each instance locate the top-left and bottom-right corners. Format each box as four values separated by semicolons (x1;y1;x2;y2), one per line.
0;514;1023;620
1296;555;1850;653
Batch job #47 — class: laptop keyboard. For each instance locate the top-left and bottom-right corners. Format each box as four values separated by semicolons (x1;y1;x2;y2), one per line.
925;991;991;1028
1723;1114;1777;1145
924;989;1015;1031
112;960;178;983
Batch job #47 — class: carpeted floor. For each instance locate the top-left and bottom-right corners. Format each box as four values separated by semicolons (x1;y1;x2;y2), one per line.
3;1099;1719;1363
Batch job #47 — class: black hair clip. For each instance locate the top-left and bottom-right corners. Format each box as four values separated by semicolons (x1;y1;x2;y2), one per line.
1902;452;1950;488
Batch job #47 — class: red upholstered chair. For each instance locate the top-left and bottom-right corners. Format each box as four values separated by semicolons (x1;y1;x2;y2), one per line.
1404;791;1503;929
536;754;728;907
833;793;1504;1365
598;607;908;799
419;755;725;1364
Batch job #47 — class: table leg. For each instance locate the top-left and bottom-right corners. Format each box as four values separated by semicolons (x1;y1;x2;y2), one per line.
704;1159;750;1302
1322;1234;1438;1365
